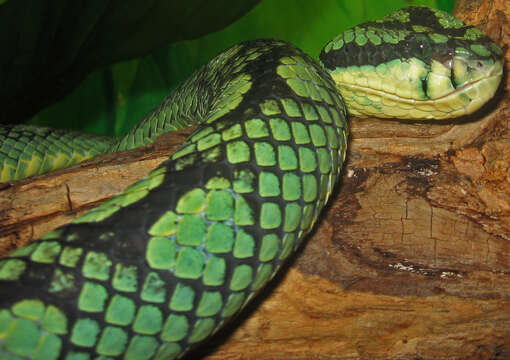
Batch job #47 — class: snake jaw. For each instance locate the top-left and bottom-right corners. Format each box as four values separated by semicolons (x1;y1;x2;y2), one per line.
330;56;503;120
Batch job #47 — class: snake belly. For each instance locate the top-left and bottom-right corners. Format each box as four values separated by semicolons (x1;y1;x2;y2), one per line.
0;6;504;360
0;39;348;359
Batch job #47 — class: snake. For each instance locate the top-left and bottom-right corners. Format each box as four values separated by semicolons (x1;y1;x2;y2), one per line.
0;6;503;360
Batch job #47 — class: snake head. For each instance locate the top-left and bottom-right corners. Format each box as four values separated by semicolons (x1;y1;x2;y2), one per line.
320;6;504;120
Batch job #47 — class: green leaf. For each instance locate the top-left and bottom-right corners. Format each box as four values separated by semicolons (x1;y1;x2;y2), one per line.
31;0;457;137
0;0;261;124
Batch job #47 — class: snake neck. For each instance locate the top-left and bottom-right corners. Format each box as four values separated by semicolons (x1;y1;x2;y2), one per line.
109;43;255;154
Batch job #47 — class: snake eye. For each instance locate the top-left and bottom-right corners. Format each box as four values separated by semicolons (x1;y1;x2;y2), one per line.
410;35;432;59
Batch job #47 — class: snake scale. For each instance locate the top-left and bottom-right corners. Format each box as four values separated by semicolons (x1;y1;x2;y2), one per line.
0;6;503;360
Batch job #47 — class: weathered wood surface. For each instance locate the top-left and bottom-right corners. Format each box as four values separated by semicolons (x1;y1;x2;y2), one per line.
0;129;192;253
1;0;509;358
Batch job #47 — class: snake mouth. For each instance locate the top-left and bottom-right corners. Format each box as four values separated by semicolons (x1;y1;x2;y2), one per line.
425;60;504;102
335;61;503;120
432;74;502;101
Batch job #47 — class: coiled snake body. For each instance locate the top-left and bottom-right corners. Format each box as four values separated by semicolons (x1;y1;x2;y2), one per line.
0;6;503;359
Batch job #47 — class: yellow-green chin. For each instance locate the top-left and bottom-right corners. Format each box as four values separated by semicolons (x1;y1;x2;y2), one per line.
332;60;503;120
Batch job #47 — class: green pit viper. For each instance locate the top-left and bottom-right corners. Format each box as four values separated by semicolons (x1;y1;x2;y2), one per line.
0;6;504;360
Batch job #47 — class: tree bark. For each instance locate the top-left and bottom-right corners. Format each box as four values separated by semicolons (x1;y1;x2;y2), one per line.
1;0;509;358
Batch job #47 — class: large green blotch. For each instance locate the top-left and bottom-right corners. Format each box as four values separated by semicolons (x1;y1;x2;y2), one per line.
291;122;311;144
8;242;37;258
105;295;136;326
5;318;40;356
12;299;45;321
97;326;128;356
188;318;216;344
355;32;368;46
317;148;332;174
191;127;214;143
280;233;297;260
112;264;138;292
133;305;163;335
259;171;280;197
299;147;317;173
205;222;234;253
205;176;231;190
81;251;111;280
284;203;302;232
70;318;100;347
428;32;448;43
141;272;166;303
73;202;120;224
222;123;243;141
155;343;182;360
203;256;226;286
221;292;246;318
196;291;223;317
174;247;205;279
78;282;108;312
252;263;274;291
260;99;281;116
233;229;255;259
233;169;255;193
260;202;282;229
172;144;196;160
161;314;189;342
59;246;83;267
366;29;382;45
470;44;491;57
176;215;206;246
302;103;319;121
282;173;301;201
315;105;332;124
39;229;63;241
124;335;158;360
301;204;316;231
42;305;68;335
197;133;221;151
234;196;255;226
206;190;234;220
254;142;276;166
302;174;318;202
309;124;327;147
259;234;280;261
281;98;302;117
33;332;62;360
176;188;205;214
286;78;309;98
277;145;298;171
230;264;253;291
226;140;250;164
269;118;292;141
0;309;12;336
31;241;61;263
146;237;177;270
244;118;269;139
148;211;179;236
169;283;195;311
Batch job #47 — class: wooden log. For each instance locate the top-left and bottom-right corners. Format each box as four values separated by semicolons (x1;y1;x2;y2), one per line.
0;129;193;253
1;0;509;358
